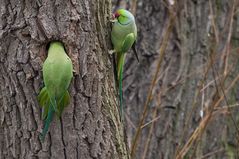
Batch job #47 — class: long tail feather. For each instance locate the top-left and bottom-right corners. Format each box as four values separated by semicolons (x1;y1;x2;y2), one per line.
119;65;123;121
38;86;70;141
40;105;54;141
117;53;125;121
113;54;118;89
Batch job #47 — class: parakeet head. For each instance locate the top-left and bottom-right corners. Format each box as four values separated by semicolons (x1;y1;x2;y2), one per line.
114;9;135;25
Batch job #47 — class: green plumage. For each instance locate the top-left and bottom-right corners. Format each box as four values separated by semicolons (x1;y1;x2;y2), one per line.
111;9;137;120
38;42;73;141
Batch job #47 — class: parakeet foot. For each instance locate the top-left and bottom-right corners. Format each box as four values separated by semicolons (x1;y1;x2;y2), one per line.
108;50;115;55
110;19;117;23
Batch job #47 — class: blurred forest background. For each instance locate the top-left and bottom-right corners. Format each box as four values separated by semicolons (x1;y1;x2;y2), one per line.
117;0;239;159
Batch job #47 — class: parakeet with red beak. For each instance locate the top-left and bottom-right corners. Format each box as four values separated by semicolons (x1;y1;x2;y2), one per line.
111;9;138;120
38;41;73;141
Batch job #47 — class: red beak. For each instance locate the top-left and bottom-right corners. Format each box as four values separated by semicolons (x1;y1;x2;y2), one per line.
114;12;120;19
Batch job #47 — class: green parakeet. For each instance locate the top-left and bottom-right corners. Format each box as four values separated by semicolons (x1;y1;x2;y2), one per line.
38;41;73;141
111;9;138;120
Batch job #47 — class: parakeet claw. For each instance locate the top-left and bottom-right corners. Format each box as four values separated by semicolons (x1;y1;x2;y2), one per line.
110;19;117;23
108;50;115;55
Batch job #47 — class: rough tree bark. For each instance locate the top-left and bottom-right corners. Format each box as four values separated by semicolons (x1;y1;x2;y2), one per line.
121;0;239;159
0;0;128;159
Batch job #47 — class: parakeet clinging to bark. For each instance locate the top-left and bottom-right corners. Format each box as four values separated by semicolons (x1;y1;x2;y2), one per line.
111;9;138;120
38;41;73;141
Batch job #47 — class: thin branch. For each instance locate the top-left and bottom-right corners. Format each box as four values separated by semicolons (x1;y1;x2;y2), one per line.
130;4;176;158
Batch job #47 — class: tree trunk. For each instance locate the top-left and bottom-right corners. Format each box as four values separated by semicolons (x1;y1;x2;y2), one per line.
0;0;128;159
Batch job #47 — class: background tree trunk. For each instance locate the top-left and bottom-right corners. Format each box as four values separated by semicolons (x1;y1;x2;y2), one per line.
0;0;128;159
116;0;239;159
